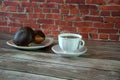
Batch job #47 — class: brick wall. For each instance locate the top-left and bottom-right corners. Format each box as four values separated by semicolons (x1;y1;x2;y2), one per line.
0;0;120;41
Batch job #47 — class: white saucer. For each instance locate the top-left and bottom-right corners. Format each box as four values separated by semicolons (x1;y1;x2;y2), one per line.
6;37;53;50
52;45;87;57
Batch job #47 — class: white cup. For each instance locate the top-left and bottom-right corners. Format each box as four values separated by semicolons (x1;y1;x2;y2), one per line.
58;33;85;53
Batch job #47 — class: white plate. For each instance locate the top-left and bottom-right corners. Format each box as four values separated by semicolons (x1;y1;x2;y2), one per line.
52;45;87;57
6;37;53;50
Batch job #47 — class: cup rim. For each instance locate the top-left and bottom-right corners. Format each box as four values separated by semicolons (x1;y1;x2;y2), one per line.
58;33;82;39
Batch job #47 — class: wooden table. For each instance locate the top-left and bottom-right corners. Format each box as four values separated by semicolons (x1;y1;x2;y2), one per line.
0;32;120;80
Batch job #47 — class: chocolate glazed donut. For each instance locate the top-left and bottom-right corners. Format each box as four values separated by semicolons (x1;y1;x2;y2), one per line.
13;27;35;46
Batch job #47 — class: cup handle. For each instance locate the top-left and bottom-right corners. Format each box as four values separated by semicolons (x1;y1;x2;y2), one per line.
81;40;85;46
78;40;85;49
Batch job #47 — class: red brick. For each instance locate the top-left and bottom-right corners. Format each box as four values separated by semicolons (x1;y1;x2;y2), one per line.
8;23;23;27
78;27;97;33
19;18;36;23
99;34;108;39
98;29;118;34
0;6;7;11
1;0;120;41
29;24;40;29
0;0;2;5
37;19;54;24
59;25;76;33
8;6;17;12
51;31;60;37
42;24;58;30
21;2;37;7
100;11;110;16
42;29;51;35
108;0;120;5
89;33;98;39
86;0;105;5
55;20;72;26
3;27;10;32
89;10;99;15
58;4;70;9
43;9;51;13
23;23;40;29
52;9;59;13
80;10;89;15
70;9;79;15
84;16;103;22
34;8;42;13
10;27;18;33
12;13;27;18
46;14;62;19
26;8;33;13
4;1;19;7
31;24;41;29
93;22;114;29
55;20;63;25
33;14;45;18
112;11;120;16
110;35;119;41
0;27;10;32
100;6;120;10
79;5;97;10
69;4;78;9
18;7;24;12
0;27;2;31
18;0;27;1
61;9;69;14
64;15;81;21
66;0;85;4
40;3;57;8
47;0;64;3
79;33;88;39
30;0;45;2
4;17;15;23
104;17;120;23
29;14;45;18
74;22;93;27
58;4;77;9
0;21;7;26
115;23;120;28
0;17;2;21
0;12;11;16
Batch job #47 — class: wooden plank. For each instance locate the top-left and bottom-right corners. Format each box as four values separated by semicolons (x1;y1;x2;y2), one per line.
1;33;120;61
0;37;120;61
85;41;120;60
0;32;13;40
0;57;119;80
0;48;120;72
0;32;120;80
1;38;120;61
0;69;65;80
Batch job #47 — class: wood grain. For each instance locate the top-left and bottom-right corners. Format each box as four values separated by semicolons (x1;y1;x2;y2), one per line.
0;69;65;80
0;32;120;80
0;57;119;80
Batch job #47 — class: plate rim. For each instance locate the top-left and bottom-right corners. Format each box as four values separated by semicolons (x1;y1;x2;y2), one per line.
52;44;87;57
6;37;54;50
